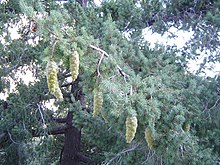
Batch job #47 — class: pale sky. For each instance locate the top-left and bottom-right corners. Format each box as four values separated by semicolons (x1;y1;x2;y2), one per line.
143;27;220;78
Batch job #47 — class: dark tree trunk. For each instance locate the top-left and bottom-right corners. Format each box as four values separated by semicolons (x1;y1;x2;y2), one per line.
61;112;81;165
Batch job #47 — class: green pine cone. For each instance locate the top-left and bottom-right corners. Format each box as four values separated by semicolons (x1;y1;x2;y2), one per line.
70;50;79;82
46;60;63;100
46;60;58;94
126;116;138;143
93;90;103;117
183;122;190;132
145;127;155;150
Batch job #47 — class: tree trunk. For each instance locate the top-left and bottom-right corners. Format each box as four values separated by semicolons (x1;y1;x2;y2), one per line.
61;112;81;165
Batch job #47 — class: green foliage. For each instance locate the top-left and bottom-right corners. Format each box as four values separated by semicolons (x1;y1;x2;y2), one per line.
0;0;219;165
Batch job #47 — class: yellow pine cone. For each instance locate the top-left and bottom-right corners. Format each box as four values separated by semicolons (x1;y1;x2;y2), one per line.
93;90;103;117
54;87;64;101
183;122;190;132
145;127;155;150
126;116;138;143
46;60;58;94
46;60;63;100
70;50;79;82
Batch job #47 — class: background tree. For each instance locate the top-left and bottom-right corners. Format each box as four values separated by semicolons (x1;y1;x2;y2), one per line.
0;0;219;164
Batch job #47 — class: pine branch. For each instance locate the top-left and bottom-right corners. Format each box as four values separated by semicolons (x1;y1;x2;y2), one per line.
103;142;142;165
52;117;67;123
32;124;69;137
77;152;95;164
61;82;73;88
89;44;129;80
89;45;109;57
49;124;68;135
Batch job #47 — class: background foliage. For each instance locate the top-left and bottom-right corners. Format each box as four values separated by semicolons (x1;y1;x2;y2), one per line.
0;0;219;164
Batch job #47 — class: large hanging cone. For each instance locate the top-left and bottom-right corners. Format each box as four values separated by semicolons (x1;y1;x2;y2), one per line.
145;127;155;150
93;89;103;117
70;50;79;82
126;116;138;143
46;60;63;100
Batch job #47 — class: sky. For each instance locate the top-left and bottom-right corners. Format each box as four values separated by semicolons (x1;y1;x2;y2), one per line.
142;27;220;78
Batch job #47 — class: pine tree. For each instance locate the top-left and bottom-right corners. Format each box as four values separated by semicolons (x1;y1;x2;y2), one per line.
0;0;219;164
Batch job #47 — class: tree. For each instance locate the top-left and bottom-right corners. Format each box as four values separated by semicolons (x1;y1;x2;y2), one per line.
0;0;219;164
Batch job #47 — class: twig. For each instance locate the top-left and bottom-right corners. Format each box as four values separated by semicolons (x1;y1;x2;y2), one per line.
51;40;58;57
37;103;46;129
142;150;156;164
89;44;109;57
47;28;60;40
61;82;73;87
8;131;20;145
103;142;142;165
89;44;129;81
97;53;105;77
116;65;129;82
205;97;220;118
89;45;108;78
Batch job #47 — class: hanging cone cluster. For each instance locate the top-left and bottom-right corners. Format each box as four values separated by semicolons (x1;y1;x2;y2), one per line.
126;116;138;143
70;50;79;82
145;127;155;150
93;89;103;117
46;60;63;100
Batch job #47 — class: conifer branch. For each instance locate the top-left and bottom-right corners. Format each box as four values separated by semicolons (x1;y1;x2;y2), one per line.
47;28;60;40
8;131;20;145
61;82;73;87
52;117;67;123
89;44;129;80
103;142;142;165
37;103;46;128
97;53;105;77
48;124;68;135
32;124;68;137
204;96;220;118
77;152;94;164
116;65;129;81
89;45;109;57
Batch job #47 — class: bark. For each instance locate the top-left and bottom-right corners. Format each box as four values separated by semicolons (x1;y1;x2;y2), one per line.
52;117;67;123
61;112;81;165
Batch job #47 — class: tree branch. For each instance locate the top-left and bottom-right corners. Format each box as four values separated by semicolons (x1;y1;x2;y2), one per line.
89;45;109;57
89;44;129;81
103;142;142;165
32;124;68;137
61;82;73;88
48;124;69;135
77;152;95;164
52;117;67;123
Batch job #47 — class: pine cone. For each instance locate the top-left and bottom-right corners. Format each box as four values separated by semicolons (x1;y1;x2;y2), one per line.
183;122;190;132
145;127;155;150
126;116;138;143
93;90;103;117
70;50;79;82
54;87;63;101
46;60;58;94
46;60;63;100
